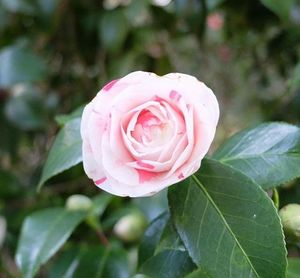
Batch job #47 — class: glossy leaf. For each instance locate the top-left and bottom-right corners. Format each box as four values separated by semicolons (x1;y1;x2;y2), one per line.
213;122;300;189
48;245;129;278
0;45;47;87
139;249;196;278
139;212;196;278
38;118;82;190
138;211;169;266
155;219;185;253
168;158;287;278
133;189;168;221
287;258;300;278
16;208;86;278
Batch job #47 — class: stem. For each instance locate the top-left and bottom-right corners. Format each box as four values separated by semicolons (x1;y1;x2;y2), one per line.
273;188;280;209
86;214;110;247
95;228;109;247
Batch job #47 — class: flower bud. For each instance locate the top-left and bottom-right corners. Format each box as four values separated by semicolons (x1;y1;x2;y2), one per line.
279;204;300;243
113;212;147;243
66;194;92;212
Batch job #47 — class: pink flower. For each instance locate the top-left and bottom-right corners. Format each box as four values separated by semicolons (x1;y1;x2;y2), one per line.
207;13;224;31
81;71;219;197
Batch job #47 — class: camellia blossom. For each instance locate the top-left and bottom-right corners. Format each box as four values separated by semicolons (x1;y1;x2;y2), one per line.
81;71;219;197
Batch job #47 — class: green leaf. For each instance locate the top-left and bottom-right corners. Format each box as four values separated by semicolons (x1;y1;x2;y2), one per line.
48;245;130;278
168;158;287;278
155;219;186;254
99;10;129;54
91;193;113;217
37;118;82;190
260;0;293;22
138;212;169;266
287;258;300;278
47;247;80;278
15;208;86;278
133;189;168;221
184;269;211;278
102;246;130;278
139;249;196;278
0;45;47;87
55;105;84;127
139;212;196;278
213;122;300;189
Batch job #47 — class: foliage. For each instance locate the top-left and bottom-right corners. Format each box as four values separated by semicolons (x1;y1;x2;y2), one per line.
1;0;300;277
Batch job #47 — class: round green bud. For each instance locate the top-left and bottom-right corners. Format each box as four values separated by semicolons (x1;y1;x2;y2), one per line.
66;194;92;212
279;204;300;243
113;212;147;243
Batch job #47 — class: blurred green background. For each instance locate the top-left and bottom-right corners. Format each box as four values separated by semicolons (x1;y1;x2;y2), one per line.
1;0;300;277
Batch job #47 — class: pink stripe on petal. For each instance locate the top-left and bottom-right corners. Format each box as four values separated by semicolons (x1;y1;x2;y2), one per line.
103;79;119;91
153;95;165;102
95;177;107;185
178;173;184;179
137;169;157;183
137;160;155;169
169;90;181;101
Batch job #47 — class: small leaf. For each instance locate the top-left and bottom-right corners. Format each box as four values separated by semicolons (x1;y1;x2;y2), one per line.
15;208;86;278
168;158;287;278
287;258;300;278
213;122;300;189
38;118;82;190
0;45;47;87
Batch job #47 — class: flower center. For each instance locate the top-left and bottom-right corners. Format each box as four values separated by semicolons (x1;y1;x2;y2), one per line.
132;109;172;147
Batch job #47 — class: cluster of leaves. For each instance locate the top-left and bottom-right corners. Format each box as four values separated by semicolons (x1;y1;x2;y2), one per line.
1;0;300;277
15;121;300;277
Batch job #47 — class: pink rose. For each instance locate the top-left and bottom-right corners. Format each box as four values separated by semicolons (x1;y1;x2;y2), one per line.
81;71;219;197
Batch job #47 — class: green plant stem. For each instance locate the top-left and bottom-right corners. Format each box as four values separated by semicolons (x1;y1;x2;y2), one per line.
86;214;110;247
273;188;280;209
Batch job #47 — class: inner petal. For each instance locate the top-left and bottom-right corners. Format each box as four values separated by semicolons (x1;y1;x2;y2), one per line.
132;109;172;148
